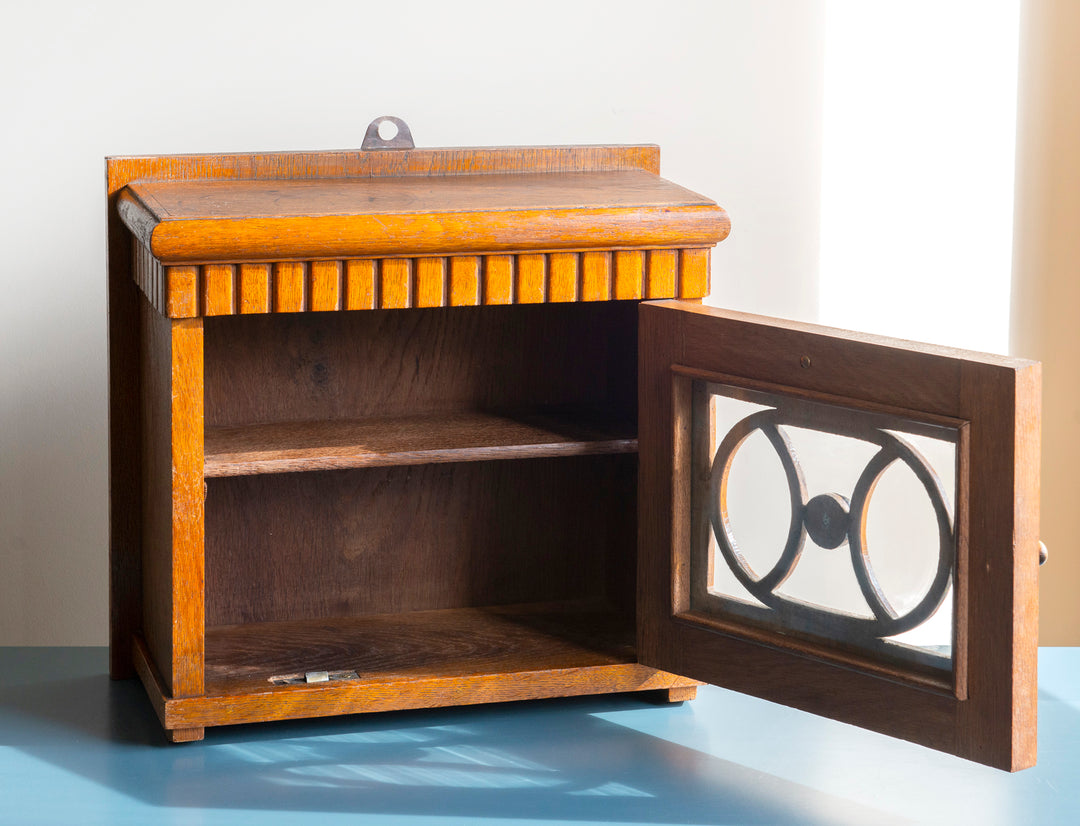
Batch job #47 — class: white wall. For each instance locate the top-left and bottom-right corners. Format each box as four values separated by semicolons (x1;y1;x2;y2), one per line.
0;1;828;644
819;1;1019;354
4;2;1045;647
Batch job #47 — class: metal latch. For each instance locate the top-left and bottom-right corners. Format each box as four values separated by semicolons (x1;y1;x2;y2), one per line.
270;669;360;686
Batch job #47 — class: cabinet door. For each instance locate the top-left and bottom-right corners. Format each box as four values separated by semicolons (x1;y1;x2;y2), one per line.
637;300;1040;771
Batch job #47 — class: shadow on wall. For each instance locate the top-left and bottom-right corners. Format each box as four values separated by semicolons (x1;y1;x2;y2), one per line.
0;288;108;645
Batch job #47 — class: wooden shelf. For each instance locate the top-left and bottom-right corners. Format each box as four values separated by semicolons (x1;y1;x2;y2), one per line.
204;601;635;693
204;410;637;477
131;603;699;731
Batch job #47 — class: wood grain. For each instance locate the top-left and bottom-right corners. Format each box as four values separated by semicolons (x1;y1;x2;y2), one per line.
139;299;204;698
109;144;662;194
131;603;698;732
483;255;514;305
581;251;612;302
637;301;1041;771
345;259;377;310
415;257;446;308
118;171;729;264
238;263;270;314
204;454;636;626
548;253;579;302
516;254;546;303
106;143;712;740
272;261;305;312
379;258;411;309
660;686;698;703
449;256;480;306
309;260;342;312
202;302;639;427
166;265;199;319
646;249;678;298
138;248;710;318
106;146;669;655
202;264;235;316
205;602;637;691
614;250;644;300
204;410;637;477
679;248;710;298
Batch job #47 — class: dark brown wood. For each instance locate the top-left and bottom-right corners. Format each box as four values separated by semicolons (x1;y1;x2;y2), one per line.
638;300;1041;771
204;455;636;626
202;302;638;427
117;171;729;264
204;411;637;477
106;171;143;679
205;601;638;693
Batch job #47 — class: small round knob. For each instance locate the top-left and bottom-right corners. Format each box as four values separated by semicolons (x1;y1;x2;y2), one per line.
804;493;851;550
1039;541;1048;566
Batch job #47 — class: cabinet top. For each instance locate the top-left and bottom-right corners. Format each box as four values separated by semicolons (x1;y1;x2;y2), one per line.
118;169;729;265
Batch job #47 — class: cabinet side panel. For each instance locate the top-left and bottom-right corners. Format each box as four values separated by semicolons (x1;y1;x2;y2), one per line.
140;300;205;697
139;301;168;683
107;176;142;678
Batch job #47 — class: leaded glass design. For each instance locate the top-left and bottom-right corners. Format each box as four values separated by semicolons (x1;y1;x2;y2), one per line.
691;381;959;675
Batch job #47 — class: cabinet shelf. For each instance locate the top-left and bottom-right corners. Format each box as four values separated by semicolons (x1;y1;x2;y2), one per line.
203;410;637;477
204;601;637;694
131;602;689;730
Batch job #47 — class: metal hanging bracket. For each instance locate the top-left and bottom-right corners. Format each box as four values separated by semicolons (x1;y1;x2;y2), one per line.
361;116;415;150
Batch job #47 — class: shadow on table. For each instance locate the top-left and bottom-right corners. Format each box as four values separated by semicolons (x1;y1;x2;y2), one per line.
0;648;916;825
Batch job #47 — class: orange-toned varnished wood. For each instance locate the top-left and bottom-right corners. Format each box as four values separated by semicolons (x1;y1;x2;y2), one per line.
106;143;671;677
309;260;342;312
138;298;205;700
517;254;546;303
344;259;377;310
415;256;447;308
638;301;1040;771
449;256;481;306
272;262;305;312
379;258;411;309
238;263;270;314
108;142;722;742
132;604;699;732
131;247;712;318
117;171;728;264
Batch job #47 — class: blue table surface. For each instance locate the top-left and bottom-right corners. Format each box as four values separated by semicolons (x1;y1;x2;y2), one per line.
1;647;1077;826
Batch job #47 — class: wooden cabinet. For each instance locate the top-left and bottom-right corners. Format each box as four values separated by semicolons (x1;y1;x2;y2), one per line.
107;124;1040;770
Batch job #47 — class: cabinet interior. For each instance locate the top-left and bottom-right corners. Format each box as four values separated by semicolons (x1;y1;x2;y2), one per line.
200;301;642;695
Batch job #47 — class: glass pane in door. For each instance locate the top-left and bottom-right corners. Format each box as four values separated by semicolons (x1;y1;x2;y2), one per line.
691;380;960;677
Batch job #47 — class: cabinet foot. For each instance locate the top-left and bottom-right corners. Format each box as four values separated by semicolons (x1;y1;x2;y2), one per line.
660;686;698;703
167;727;204;743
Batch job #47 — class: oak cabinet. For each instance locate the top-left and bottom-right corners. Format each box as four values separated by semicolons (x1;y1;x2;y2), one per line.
107;122;1040;770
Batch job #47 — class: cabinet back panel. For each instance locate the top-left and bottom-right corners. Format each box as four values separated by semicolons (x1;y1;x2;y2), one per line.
205;454;636;625
203;302;638;426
